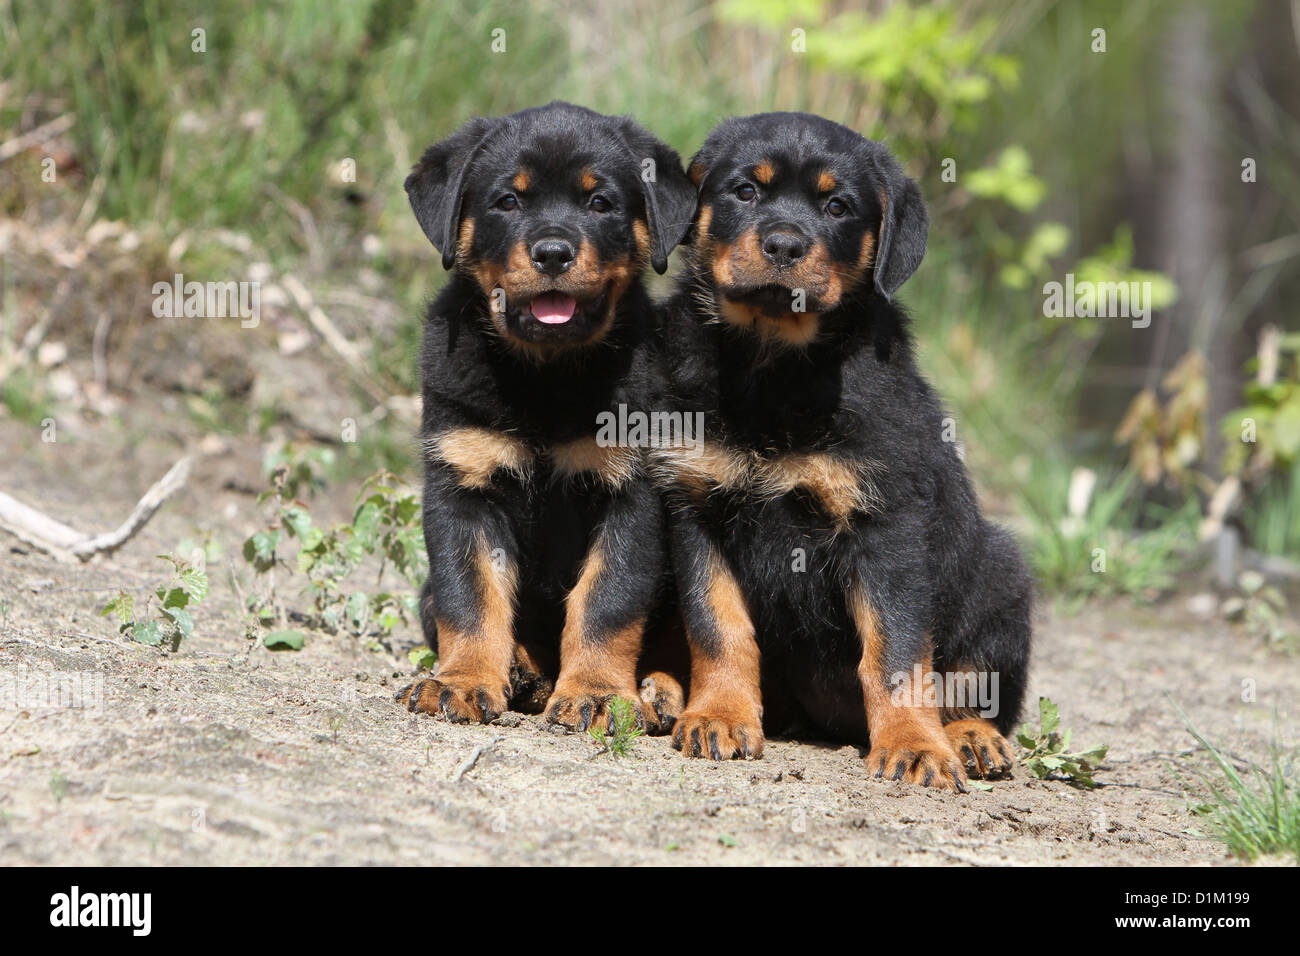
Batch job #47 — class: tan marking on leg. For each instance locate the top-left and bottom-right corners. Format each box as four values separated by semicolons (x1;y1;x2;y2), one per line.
674;551;764;759
426;427;533;489
850;588;964;790
546;544;646;729
400;537;517;721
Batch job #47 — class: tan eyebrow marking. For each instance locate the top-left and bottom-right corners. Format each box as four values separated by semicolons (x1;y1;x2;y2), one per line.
753;161;774;184
512;169;530;192
688;161;707;186
579;168;598;192
818;170;837;193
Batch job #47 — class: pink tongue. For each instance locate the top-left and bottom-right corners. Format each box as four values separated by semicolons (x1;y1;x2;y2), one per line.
530;292;578;324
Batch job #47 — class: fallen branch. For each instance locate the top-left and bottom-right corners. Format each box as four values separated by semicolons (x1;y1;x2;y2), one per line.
0;113;75;163
0;456;192;563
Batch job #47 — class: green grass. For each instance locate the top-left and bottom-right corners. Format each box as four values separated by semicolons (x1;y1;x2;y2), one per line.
1020;465;1200;605
1178;710;1300;863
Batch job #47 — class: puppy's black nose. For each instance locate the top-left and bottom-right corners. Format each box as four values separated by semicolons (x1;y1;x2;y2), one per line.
530;238;576;277
760;229;808;267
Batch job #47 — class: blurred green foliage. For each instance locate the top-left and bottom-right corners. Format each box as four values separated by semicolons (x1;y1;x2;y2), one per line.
3;0;1293;602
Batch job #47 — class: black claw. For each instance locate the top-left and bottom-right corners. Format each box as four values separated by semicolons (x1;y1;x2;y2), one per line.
577;701;593;732
690;728;703;758
405;682;424;712
709;732;723;762
922;769;935;787
890;762;905;782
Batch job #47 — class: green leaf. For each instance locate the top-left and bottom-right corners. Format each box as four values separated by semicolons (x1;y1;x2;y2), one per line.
100;592;135;626
157;586;190;610
132;620;164;646
243;531;279;572
345;591;369;630
282;505;314;539
1038;697;1060;735
163;606;194;640
352;501;381;549
263;630;305;651
408;647;437;670
179;566;209;602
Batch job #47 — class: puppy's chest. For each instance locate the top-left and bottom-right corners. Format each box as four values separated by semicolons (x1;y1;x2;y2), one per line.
424;425;643;495
651;439;882;531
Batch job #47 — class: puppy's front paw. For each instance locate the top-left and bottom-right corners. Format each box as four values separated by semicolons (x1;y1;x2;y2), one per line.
639;672;685;736
396;674;508;724
865;727;966;792
671;703;763;760
944;718;1015;779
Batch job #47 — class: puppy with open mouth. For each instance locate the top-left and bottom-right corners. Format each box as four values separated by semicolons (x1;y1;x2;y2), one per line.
652;112;1033;790
397;101;696;734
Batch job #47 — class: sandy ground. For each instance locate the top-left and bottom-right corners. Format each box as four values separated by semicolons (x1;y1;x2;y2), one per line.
1;418;1296;866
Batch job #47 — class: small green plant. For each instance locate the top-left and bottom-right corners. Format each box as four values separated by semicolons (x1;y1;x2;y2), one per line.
1023;465;1199;606
241;447;426;641
1177;711;1300;862
1016;697;1108;789
101;553;209;649
408;646;437;670
588;697;644;758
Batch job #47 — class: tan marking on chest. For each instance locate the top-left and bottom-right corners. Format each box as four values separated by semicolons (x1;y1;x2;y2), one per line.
549;436;640;488
754;452;882;528
656;443;880;527
426;427;533;489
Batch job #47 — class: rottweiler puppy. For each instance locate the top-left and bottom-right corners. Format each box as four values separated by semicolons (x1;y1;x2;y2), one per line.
397;102;696;734
652;113;1032;789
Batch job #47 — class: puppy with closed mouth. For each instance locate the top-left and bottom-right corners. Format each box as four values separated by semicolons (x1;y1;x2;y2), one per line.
652;112;1033;790
397;102;696;734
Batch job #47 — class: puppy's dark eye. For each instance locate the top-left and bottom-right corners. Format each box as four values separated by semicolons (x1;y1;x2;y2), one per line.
495;195;519;211
826;198;848;218
589;195;612;213
735;184;756;202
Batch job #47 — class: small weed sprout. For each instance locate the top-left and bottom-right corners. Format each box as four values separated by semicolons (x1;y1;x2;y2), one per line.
588;697;644;758
101;552;209;650
1016;696;1108;788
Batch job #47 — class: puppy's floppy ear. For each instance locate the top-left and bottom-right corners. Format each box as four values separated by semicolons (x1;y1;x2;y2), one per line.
618;121;697;274
873;170;929;301
405;116;500;270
